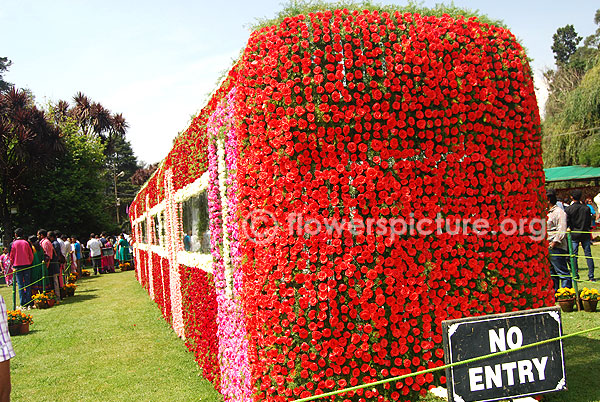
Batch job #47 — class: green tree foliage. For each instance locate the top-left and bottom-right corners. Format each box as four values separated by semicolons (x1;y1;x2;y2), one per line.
20;118;112;239
0;89;64;243
105;134;141;231
543;12;600;167
0;57;12;92
62;92;129;156
552;24;582;65
53;94;143;231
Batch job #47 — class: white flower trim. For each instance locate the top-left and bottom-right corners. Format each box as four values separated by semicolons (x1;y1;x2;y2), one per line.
174;172;210;203
135;243;150;251
150;245;166;258
131;171;209;224
148;201;166;218
177;251;213;273
217;139;233;298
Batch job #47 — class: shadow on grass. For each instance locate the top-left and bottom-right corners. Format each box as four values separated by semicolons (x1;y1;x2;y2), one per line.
59;293;98;305
545;335;600;401
13;329;40;336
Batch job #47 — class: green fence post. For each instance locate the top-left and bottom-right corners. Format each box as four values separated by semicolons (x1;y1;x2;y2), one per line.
42;262;47;293
567;231;581;310
12;274;16;310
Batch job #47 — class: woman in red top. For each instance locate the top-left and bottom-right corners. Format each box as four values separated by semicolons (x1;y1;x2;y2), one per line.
9;228;34;309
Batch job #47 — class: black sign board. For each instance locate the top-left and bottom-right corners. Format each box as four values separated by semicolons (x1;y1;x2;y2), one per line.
442;307;566;402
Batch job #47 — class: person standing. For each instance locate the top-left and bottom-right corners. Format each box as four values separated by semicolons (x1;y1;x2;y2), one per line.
28;235;45;295
71;236;82;277
0;248;12;287
55;231;67;287
9;228;34;309
566;189;596;282
38;229;60;300
50;232;64;300
100;238;115;273
116;234;132;267
586;198;597;233
99;232;109;247
547;191;572;291
87;234;102;275
0;294;15;401
61;234;72;274
183;230;192;252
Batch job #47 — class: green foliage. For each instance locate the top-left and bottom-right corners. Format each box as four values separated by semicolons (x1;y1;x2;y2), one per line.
21;117;113;239
543;11;600;167
0;89;64;243
552;24;582;65
250;0;505;31
0;56;11;92
105;134;142;230
562;63;600;129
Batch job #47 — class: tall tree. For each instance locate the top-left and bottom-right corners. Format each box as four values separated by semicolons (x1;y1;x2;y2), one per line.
552;24;582;65
69;92;129;156
105;135;141;230
0;88;64;243
22;117;112;238
0;57;12;92
543;12;600;167
54;95;142;230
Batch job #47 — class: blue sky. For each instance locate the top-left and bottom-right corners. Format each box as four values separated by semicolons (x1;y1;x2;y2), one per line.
1;1;598;164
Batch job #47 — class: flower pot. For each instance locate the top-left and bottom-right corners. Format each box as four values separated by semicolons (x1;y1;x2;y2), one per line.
558;298;576;312
47;299;56;307
34;300;48;309
19;322;29;335
66;289;75;297
582;299;598;312
8;324;20;336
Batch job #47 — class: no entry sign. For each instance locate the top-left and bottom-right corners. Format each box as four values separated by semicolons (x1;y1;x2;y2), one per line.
442;307;566;402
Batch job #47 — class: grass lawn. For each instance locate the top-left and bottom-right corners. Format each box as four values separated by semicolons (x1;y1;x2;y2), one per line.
0;270;223;402
1;244;600;402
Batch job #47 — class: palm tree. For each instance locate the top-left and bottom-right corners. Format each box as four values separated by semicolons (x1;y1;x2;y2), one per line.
67;92;129;155
0;88;64;244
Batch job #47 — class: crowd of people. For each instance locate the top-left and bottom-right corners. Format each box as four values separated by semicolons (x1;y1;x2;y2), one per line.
0;229;132;309
547;188;599;292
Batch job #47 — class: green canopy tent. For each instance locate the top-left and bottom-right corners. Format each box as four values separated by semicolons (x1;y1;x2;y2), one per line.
545;165;600;184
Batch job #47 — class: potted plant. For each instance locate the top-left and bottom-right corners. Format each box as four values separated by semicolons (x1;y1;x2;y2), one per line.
7;310;22;336
64;283;77;297
46;291;57;307
82;269;90;277
555;287;577;312
119;262;132;271
19;311;33;334
67;273;77;284
32;292;50;309
579;287;599;312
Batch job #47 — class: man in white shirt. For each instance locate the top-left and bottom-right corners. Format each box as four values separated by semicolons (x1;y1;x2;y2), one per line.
86;233;103;275
61;234;72;274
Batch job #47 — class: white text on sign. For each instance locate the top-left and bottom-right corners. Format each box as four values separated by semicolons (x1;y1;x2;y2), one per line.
468;326;549;391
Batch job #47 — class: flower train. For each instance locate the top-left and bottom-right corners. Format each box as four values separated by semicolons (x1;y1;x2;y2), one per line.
129;7;553;402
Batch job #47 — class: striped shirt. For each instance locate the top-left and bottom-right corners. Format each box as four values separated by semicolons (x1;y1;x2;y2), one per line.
0;295;16;362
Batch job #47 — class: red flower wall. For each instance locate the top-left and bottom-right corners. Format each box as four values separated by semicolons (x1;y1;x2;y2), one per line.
180;265;221;387
130;8;552;402
235;10;551;401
